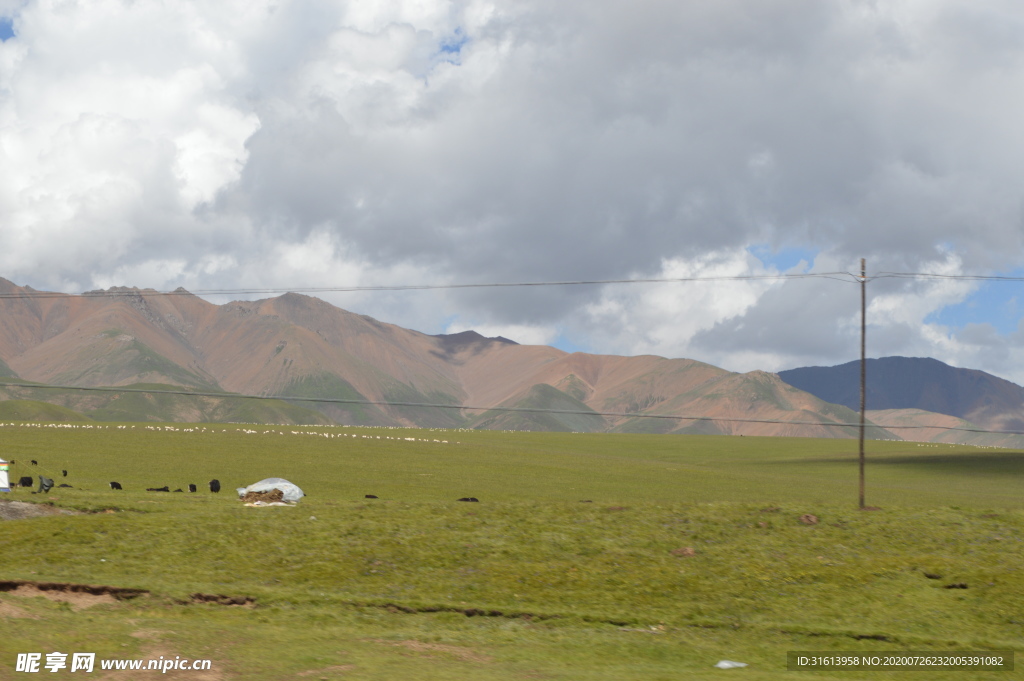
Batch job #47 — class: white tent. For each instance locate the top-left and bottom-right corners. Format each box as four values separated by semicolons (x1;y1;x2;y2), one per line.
0;459;10;493
236;477;305;503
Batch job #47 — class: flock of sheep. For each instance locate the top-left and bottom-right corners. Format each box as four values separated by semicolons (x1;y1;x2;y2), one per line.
0;421;459;445
3;423;477;501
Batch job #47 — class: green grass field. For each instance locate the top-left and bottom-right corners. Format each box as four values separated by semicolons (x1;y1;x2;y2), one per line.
0;423;1022;679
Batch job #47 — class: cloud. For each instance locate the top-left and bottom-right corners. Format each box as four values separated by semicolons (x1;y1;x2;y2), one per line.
3;0;1024;381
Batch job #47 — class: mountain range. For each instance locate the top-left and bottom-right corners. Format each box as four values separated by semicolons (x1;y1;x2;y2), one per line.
0;277;1021;446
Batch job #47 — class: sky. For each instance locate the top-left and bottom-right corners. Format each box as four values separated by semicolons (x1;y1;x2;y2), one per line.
2;0;1024;381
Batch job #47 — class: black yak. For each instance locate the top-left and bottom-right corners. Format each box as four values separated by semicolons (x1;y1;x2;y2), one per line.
109;481;123;490
18;476;33;488
209;479;221;493
188;484;197;493
146;486;170;492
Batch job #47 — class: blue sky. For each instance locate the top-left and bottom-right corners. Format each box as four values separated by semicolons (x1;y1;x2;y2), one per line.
926;276;1024;336
748;245;819;274
438;27;466;57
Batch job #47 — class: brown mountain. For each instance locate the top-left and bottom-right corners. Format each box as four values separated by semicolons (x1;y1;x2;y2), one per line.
0;277;891;437
865;408;1024;448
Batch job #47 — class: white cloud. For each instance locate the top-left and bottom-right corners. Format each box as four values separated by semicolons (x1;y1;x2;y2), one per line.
2;0;1024;381
575;250;779;362
174;103;260;208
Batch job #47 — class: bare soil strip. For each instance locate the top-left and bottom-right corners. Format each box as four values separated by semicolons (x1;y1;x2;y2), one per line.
0;500;78;520
367;639;493;663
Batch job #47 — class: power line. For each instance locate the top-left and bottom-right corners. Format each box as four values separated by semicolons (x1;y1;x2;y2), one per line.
6;269;1024;302
0;272;860;300
1;380;1022;438
875;272;1024;282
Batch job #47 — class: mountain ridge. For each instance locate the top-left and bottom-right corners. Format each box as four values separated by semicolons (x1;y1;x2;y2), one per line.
778;356;1024;434
0;277;1009;443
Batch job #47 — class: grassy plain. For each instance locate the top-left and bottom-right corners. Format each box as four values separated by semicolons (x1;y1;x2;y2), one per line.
0;424;1022;679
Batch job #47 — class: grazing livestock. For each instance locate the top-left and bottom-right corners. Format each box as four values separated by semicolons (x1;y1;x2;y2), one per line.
209;479;221;493
18;476;33;488
457;497;479;502
188;484;197;493
30;460;37;465
109;481;123;490
146;486;170;492
173;488;183;492
62;470;67;477
365;494;379;499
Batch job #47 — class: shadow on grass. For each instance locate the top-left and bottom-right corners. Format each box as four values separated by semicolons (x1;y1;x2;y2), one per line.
772;452;1024;476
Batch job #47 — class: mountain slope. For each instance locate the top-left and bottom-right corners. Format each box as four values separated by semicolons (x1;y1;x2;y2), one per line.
779;357;1024;433
0;277;897;437
865;408;1024;448
469;384;605;432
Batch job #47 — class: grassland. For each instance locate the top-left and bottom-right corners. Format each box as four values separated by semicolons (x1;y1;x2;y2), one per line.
0;424;1021;679
0;382;336;425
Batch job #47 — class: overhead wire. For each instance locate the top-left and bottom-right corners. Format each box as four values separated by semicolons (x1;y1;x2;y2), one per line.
0;271;861;300
5;270;1024;302
1;380;1023;438
874;272;1024;284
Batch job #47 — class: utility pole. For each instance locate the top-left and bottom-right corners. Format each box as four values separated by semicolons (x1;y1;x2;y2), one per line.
859;258;867;510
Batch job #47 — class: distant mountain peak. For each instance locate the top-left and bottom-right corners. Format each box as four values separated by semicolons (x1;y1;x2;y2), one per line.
433;330;519;352
778;356;1024;430
83;285;155;296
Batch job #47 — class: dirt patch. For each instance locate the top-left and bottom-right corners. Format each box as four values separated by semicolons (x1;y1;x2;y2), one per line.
0;599;41;618
130;629;166;639
0;500;78;520
188;593;255;607
3;585;117;610
0;580;147;610
799;514;819;525
296;665;356;676
241;489;284;503
369;639;493;664
671;547;696;557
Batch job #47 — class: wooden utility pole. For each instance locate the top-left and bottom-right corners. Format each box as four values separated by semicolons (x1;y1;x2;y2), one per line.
859;258;867;510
